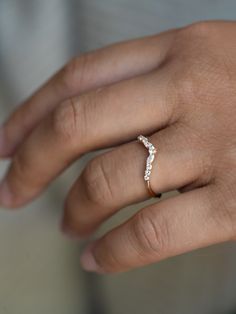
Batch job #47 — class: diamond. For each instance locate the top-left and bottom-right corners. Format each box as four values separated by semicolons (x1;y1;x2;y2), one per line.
147;154;154;164
138;134;157;186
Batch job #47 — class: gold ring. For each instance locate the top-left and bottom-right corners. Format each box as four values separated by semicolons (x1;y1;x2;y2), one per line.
137;135;162;198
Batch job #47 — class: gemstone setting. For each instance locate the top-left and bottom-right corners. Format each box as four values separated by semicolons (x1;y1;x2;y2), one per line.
137;135;157;181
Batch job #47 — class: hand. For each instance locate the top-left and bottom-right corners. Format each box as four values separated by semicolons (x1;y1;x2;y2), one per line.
0;21;236;274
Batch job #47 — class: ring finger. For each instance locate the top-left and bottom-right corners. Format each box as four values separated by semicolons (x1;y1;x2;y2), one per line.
63;124;212;236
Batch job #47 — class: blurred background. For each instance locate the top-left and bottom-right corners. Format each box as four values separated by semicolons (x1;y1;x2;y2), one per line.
0;1;236;313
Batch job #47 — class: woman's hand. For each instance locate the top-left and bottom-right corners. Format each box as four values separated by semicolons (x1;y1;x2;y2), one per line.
0;21;236;273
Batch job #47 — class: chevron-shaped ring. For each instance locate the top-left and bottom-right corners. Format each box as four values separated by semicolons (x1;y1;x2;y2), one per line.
137;135;162;198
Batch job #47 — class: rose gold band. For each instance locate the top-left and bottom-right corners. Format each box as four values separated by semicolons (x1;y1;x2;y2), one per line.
137;135;162;199
147;180;162;198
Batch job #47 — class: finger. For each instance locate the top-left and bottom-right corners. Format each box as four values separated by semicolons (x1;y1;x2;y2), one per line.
0;31;175;158
63;124;212;236
0;69;178;209
80;185;234;273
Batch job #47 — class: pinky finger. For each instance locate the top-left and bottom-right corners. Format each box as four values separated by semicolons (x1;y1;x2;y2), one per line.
80;185;234;273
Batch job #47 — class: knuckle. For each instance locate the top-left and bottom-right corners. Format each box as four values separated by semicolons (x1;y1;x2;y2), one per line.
82;156;115;207
51;99;79;143
132;210;169;258
173;25;219;103
61;54;91;93
173;72;196;107
168;62;201;113
171;55;215;111
182;21;213;38
174;122;214;185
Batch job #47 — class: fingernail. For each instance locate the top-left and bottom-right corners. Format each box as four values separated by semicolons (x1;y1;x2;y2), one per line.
80;243;103;273
0;180;13;207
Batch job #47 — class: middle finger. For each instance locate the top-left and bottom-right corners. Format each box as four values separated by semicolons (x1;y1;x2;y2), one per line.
0;70;177;208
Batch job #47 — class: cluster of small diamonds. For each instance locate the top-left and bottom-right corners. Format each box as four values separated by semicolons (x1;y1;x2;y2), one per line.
137;135;157;181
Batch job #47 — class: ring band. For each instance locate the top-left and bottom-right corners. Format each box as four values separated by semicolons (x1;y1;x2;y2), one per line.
137;135;162;198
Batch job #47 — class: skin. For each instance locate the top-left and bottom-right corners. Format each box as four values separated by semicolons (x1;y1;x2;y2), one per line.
0;20;236;273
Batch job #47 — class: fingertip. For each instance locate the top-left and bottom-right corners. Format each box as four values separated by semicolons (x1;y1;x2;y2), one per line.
0;126;15;158
80;242;105;273
0;175;29;209
0;127;7;157
0;179;14;207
